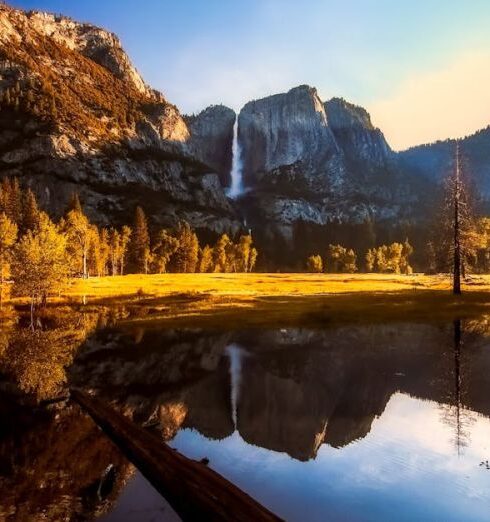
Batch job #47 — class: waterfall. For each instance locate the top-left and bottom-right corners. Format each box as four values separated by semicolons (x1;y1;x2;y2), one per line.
226;119;244;198
226;344;245;429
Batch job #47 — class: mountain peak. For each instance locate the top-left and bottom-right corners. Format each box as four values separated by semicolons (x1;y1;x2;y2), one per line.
325;97;375;131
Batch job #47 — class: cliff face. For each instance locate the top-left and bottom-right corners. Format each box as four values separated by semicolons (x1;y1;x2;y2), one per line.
235;86;424;261
185;105;236;187
239;85;344;193
325;97;393;171
0;4;240;235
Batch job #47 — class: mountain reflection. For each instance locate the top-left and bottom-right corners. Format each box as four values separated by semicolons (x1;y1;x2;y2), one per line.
70;319;490;462
2;312;490;521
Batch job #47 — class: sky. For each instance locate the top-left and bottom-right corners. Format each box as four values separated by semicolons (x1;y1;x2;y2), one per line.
10;0;490;150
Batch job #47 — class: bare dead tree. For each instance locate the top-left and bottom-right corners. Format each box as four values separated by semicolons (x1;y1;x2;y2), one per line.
430;142;477;293
453;143;462;294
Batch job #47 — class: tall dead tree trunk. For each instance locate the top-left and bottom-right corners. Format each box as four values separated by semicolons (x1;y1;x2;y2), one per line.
453;142;462;295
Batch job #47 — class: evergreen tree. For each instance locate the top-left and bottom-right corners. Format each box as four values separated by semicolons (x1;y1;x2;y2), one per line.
0;178;23;224
65;192;82;215
21;188;41;234
129;206;150;273
173;222;199;273
428;143;477;291
119;226;132;275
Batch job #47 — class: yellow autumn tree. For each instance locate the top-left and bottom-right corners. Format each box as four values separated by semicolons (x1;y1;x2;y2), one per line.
64;208;92;278
12;212;67;324
306;254;323;273
0;213;18;308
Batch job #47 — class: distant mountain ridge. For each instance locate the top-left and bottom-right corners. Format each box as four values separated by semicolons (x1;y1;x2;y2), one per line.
399;126;490;197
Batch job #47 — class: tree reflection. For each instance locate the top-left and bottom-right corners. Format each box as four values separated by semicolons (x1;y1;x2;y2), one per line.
0;308;100;402
439;319;477;455
0;402;132;521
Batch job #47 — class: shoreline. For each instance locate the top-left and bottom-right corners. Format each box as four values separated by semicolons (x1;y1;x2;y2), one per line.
4;273;489;328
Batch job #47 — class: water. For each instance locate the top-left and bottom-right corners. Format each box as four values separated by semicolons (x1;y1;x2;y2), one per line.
226;118;244;198
1;313;490;521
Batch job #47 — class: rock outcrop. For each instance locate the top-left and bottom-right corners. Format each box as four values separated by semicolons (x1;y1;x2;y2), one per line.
325;97;393;171
235;86;425;264
0;3;240;235
239;85;344;192
185;105;236;187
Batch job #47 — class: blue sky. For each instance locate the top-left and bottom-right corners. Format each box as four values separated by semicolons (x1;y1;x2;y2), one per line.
10;0;490;149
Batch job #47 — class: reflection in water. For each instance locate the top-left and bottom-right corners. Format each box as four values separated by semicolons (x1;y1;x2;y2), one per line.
2;312;490;520
226;344;246;429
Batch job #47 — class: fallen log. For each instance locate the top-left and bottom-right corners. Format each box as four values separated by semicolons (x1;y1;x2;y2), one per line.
71;389;282;522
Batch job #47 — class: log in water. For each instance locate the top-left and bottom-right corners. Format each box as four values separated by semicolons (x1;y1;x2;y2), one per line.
71;389;282;522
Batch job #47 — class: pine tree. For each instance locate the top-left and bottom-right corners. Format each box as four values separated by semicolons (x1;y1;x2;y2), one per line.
66;192;82;215
173;222;199;273
129;207;150;273
119;226;132;275
21;188;41;234
0;178;23;224
430;143;478;292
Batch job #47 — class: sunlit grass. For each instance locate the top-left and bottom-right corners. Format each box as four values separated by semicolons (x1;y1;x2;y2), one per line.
49;272;490;328
65;272;459;301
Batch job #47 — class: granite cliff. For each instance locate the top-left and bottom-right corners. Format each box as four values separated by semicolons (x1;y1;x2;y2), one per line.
0;3;240;235
231;85;429;265
185;105;236;188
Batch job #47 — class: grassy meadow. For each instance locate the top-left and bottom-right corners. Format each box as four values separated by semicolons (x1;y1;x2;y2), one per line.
50;272;490;327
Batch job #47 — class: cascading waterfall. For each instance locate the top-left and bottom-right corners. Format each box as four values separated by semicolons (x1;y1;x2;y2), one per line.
226;118;244;198
226;344;245;429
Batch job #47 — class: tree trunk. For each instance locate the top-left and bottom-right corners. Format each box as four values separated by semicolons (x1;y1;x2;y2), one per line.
0;265;3;310
71;389;282;522
30;298;35;331
453;143;462;295
83;248;87;279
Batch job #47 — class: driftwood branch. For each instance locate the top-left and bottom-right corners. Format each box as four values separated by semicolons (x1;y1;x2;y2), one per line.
71;389;282;522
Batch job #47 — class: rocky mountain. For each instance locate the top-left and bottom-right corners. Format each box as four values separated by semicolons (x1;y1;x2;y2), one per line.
184;105;236;187
0;3;240;236
4;3;490;269
239;85;345;192
232;85;429;265
325;97;394;171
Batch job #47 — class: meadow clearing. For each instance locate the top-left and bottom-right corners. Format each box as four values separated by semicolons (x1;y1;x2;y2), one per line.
56;272;490;327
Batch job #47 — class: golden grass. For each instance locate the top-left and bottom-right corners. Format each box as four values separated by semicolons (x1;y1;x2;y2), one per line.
65;272;464;301
53;273;490;328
